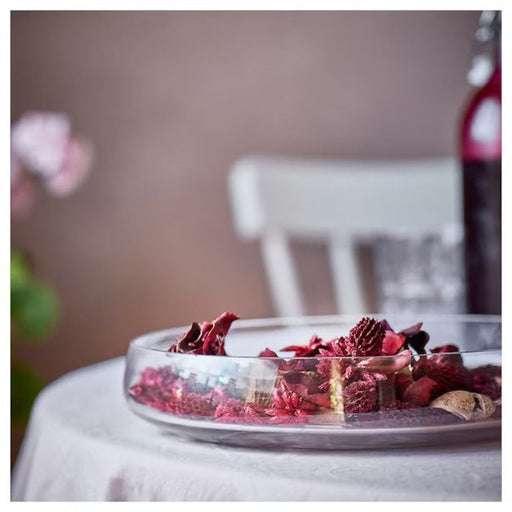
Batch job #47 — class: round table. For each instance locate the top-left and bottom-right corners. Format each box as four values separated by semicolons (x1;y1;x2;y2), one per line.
12;357;501;501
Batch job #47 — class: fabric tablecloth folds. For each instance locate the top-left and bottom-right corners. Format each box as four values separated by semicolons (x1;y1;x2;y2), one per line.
11;357;501;501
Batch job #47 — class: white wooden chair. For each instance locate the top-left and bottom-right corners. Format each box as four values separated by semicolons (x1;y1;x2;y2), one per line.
228;155;462;317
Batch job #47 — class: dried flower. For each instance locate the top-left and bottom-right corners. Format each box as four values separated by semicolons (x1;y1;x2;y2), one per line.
281;334;330;357
258;348;278;357
344;317;385;357
169;312;239;355
430;390;496;421
382;319;429;354
201;312;239;355
343;379;378;413
316;338;350;380
382;331;406;355
267;380;317;418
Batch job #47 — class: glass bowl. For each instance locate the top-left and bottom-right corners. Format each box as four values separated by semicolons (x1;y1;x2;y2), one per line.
124;314;501;449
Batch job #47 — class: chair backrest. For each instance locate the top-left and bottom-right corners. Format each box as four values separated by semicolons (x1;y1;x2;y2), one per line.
228;155;462;316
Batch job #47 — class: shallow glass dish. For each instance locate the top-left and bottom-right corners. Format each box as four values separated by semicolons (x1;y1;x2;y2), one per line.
124;314;501;450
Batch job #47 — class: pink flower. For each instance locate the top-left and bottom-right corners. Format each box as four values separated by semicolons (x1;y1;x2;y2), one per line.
44;137;94;197
11;153;36;218
11;111;70;177
11;111;94;216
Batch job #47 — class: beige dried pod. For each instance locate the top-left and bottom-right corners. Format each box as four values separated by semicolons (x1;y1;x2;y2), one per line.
430;390;496;421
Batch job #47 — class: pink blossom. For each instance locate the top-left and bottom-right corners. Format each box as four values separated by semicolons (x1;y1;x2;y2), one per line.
44;137;94;197
11;111;70;177
11;153;36;218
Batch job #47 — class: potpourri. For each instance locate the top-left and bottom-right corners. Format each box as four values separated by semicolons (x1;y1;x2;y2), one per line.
129;312;501;427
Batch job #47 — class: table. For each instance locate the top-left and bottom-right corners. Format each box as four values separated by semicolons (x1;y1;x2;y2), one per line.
11;357;501;501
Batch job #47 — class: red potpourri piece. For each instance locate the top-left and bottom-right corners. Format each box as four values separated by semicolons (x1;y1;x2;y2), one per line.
343;379;378;413
468;365;501;400
169;311;239;355
382;331;406;355
281;334;331;357
402;376;439;406
344;317;386;357
258;347;278;357
266;380;317;420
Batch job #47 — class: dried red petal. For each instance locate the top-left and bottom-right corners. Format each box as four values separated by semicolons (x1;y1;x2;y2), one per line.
258;347;278;357
169;322;203;353
402;376;438;406
201;312;239;355
168;312;239;355
344;317;385;357
281;334;330;357
381;319;429;355
399;322;424;338
382;331;406;355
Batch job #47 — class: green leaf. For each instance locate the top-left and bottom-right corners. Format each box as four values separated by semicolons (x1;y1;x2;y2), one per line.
11;363;44;425
11;249;32;291
11;283;59;341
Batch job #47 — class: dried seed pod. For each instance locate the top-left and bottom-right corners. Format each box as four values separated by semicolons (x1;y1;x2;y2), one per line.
429;390;496;421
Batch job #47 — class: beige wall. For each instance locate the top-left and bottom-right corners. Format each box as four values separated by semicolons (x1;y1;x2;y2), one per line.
11;11;479;383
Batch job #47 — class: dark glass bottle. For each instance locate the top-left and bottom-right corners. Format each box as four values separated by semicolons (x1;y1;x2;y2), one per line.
460;12;501;314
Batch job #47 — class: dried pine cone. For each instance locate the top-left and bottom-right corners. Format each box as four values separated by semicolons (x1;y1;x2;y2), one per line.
344;317;385;357
343;379;378;413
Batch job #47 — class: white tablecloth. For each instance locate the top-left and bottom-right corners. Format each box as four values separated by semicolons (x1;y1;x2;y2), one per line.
12;357;501;501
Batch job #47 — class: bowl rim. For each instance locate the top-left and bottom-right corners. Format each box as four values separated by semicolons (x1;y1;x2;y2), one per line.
127;313;502;359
